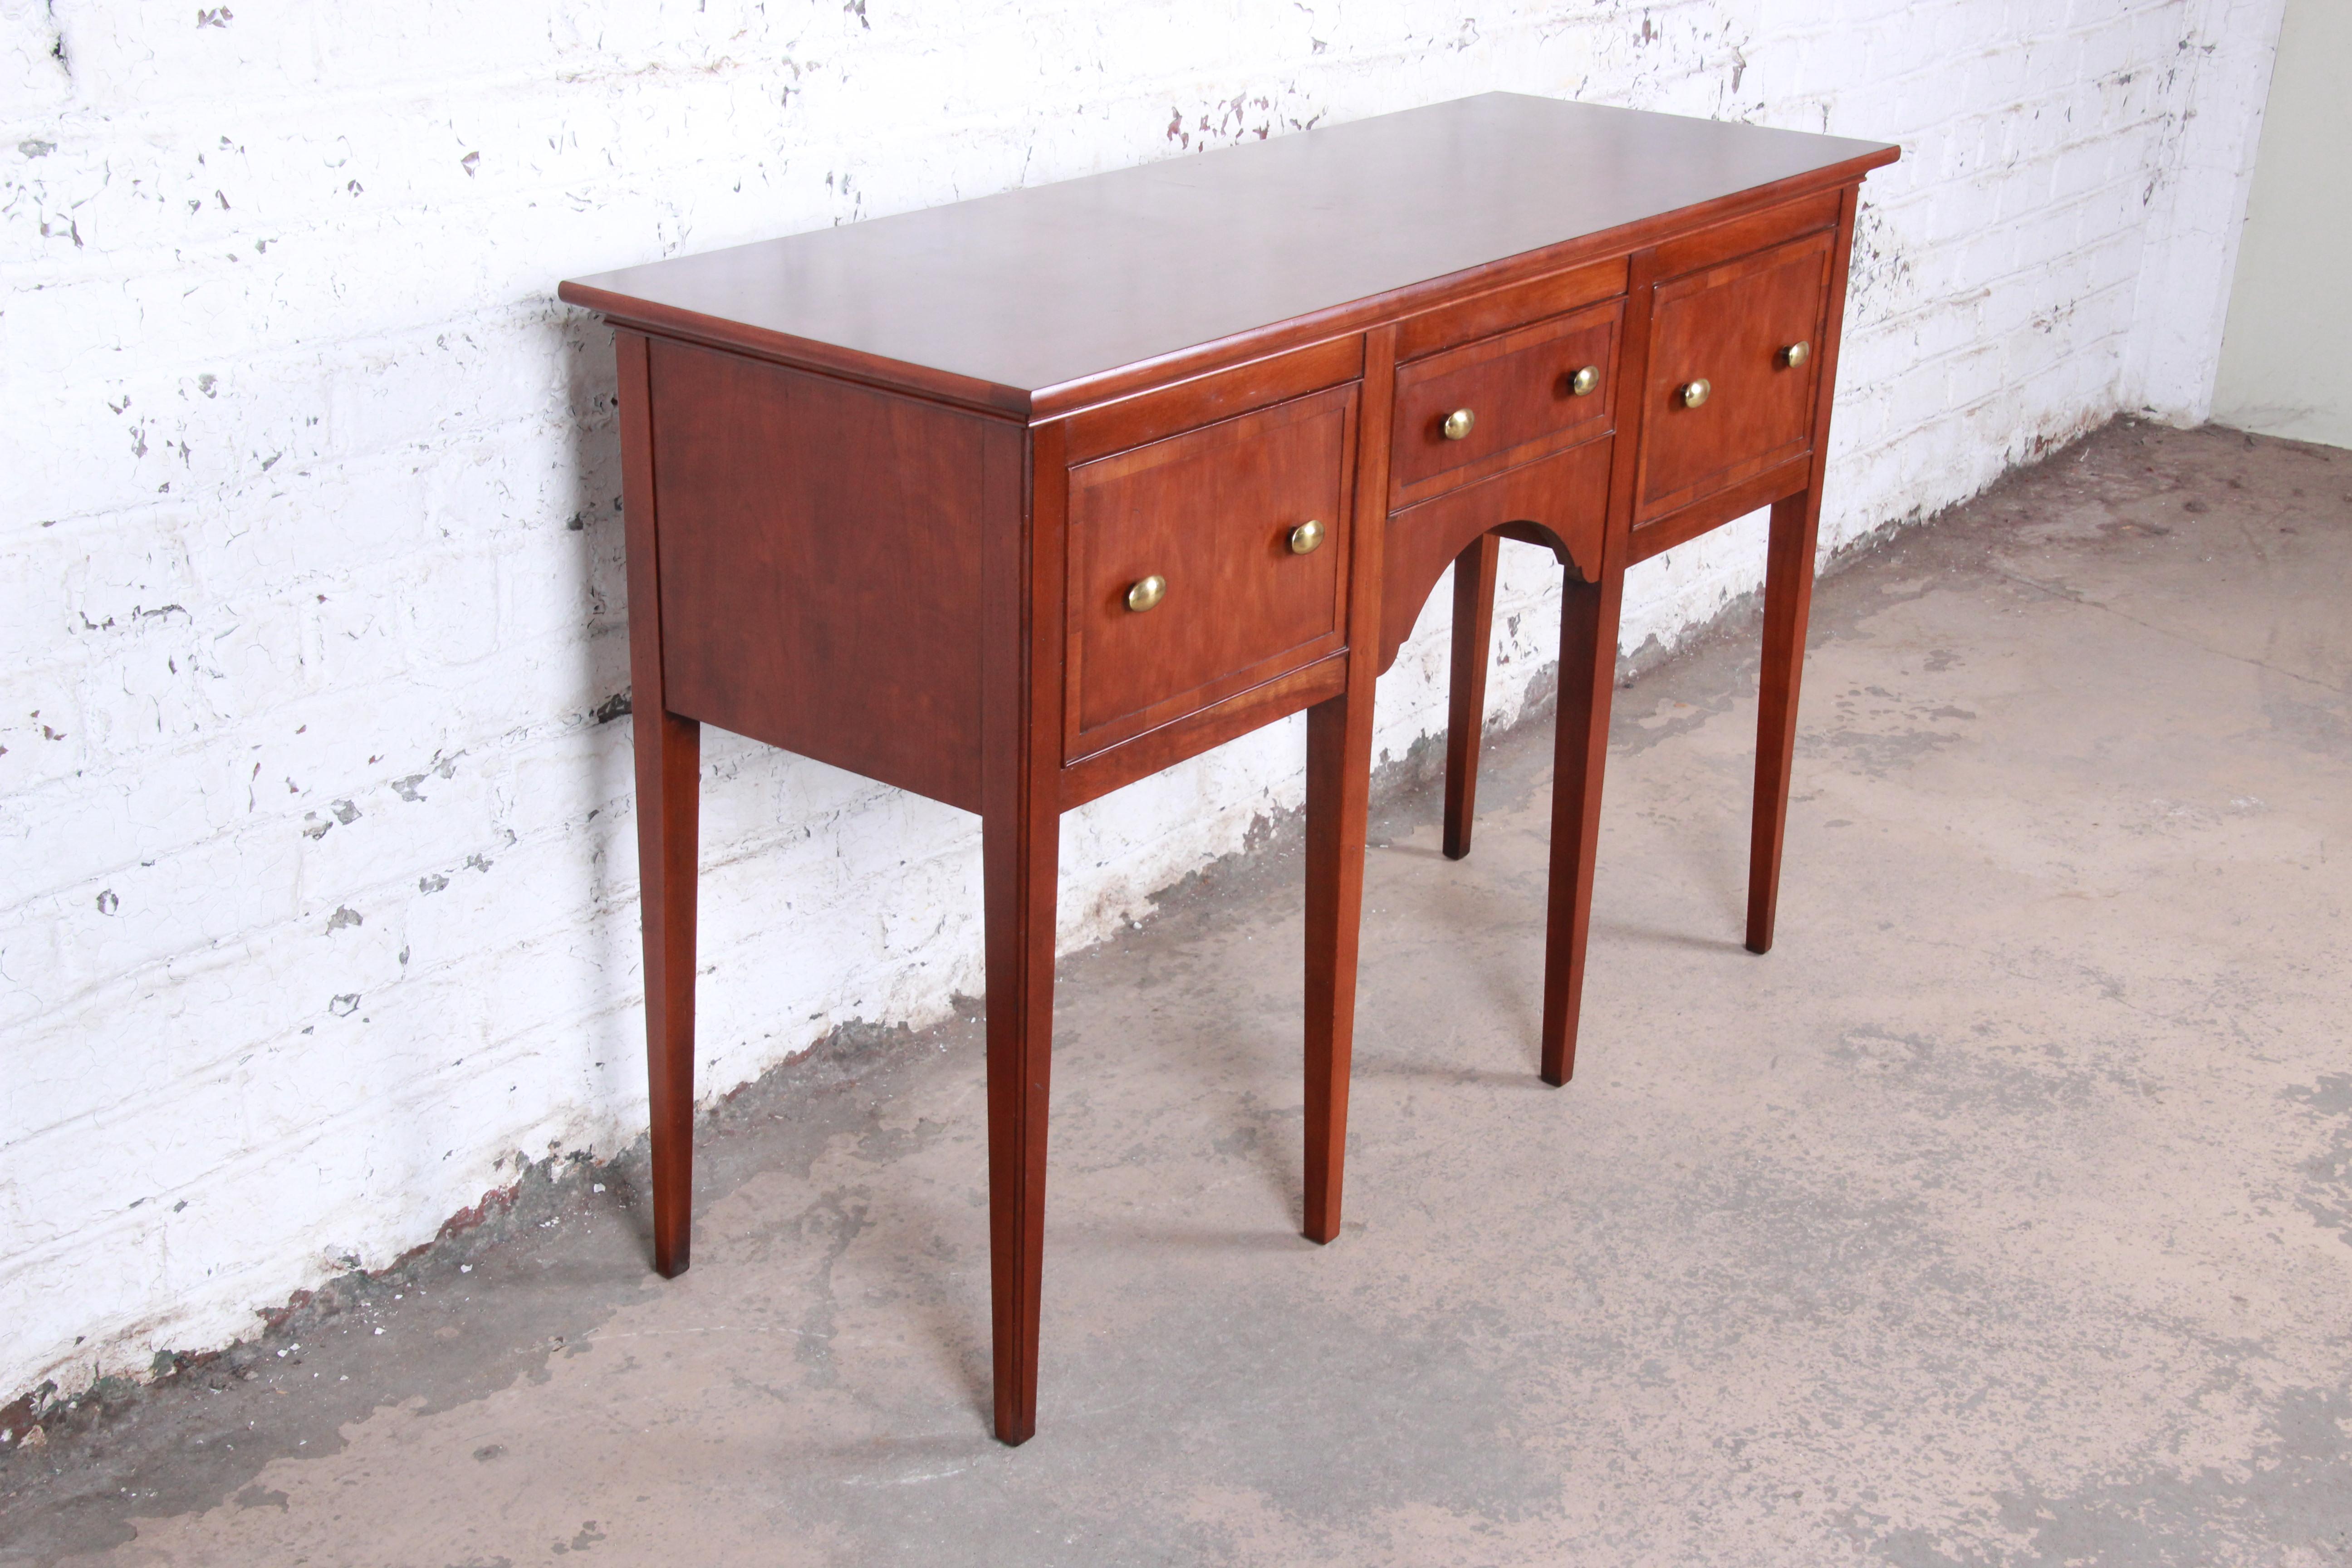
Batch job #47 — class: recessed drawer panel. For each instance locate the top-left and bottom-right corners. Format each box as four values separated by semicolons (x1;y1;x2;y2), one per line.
1065;383;1356;760
1638;230;1833;520
1390;299;1622;507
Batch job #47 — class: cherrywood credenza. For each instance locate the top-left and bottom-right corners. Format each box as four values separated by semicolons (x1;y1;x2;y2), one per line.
559;93;1898;1445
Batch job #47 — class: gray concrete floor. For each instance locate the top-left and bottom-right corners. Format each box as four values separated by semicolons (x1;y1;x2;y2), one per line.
5;419;2350;1566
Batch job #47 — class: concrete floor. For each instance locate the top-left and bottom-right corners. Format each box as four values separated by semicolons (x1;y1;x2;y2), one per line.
5;419;2350;1566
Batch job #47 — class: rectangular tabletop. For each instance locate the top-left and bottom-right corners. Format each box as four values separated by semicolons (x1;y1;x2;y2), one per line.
559;92;1895;414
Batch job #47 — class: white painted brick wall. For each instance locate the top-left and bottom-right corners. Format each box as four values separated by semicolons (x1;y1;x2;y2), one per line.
0;0;2283;1403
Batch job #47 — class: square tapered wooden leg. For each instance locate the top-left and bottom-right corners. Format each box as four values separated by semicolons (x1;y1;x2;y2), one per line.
1748;487;1823;956
1442;533;1502;862
1538;568;1626;1087
1303;684;1377;1245
981;791;1058;1446
635;706;701;1279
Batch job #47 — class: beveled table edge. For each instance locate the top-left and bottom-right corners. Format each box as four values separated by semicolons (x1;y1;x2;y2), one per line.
556;142;1896;427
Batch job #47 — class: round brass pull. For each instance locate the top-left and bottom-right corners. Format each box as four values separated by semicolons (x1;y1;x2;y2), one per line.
1679;378;1711;409
1125;574;1166;613
1568;364;1601;397
1441;407;1475;441
1288;519;1325;556
1780;340;1811;368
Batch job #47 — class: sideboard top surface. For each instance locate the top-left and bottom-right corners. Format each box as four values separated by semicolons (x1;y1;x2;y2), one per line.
560;93;1896;413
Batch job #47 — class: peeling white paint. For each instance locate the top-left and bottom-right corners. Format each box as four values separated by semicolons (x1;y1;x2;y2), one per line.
0;0;2284;1400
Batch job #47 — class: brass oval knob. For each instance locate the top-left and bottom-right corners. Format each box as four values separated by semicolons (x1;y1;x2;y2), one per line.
1287;519;1325;556
1125;574;1166;613
1441;407;1475;441
1780;340;1811;368
1679;378;1711;409
1568;364;1601;397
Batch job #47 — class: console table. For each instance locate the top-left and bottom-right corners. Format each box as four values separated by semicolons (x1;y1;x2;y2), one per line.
559;93;1897;1445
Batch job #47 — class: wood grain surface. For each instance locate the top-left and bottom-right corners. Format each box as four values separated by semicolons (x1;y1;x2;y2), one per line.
1064;384;1356;758
1389;299;1621;503
571;93;1900;1447
1639;230;1833;518
559;94;1894;415
1377;435;1612;674
647;338;992;810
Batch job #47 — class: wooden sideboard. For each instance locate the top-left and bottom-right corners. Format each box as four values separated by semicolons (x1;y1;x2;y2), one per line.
559;93;1898;1445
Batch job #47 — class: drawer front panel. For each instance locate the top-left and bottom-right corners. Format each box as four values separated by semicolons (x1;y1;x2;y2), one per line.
1638;230;1832;519
1649;188;1841;279
1066;383;1356;758
1393;256;1627;363
1061;335;1363;465
1390;300;1621;505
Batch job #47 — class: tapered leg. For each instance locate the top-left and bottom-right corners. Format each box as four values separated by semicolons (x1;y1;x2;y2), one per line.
617;319;702;1283
1539;567;1626;1087
636;706;701;1278
1303;684;1377;1244
1747;488;1823;955
1443;533;1501;861
981;794;1058;1445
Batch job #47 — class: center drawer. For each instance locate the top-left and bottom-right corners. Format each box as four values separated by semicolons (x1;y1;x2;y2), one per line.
1389;298;1622;507
1064;382;1357;760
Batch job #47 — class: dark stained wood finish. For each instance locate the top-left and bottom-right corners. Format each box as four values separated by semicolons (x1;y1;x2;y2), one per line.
1378;435;1612;674
563;95;1898;1447
1647;187;1841;279
1427;195;1868;1082
1638;230;1833;519
1058;655;1347;812
1302;325;1396;1246
1749;184;1864;956
559;95;1894;420
980;416;1058;1446
1748;489;1816;958
1395;256;1627;363
1065;385;1356;760
648;338;990;811
1536;246;1657;1087
1538;573;1624;1087
1442;533;1501;862
1060;336;1362;464
1391;300;1622;505
619;329;702;1281
1627;451;1813;565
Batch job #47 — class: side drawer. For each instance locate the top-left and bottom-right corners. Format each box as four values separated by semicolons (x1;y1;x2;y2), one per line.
1637;229;1833;521
1390;299;1622;508
1064;382;1357;760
